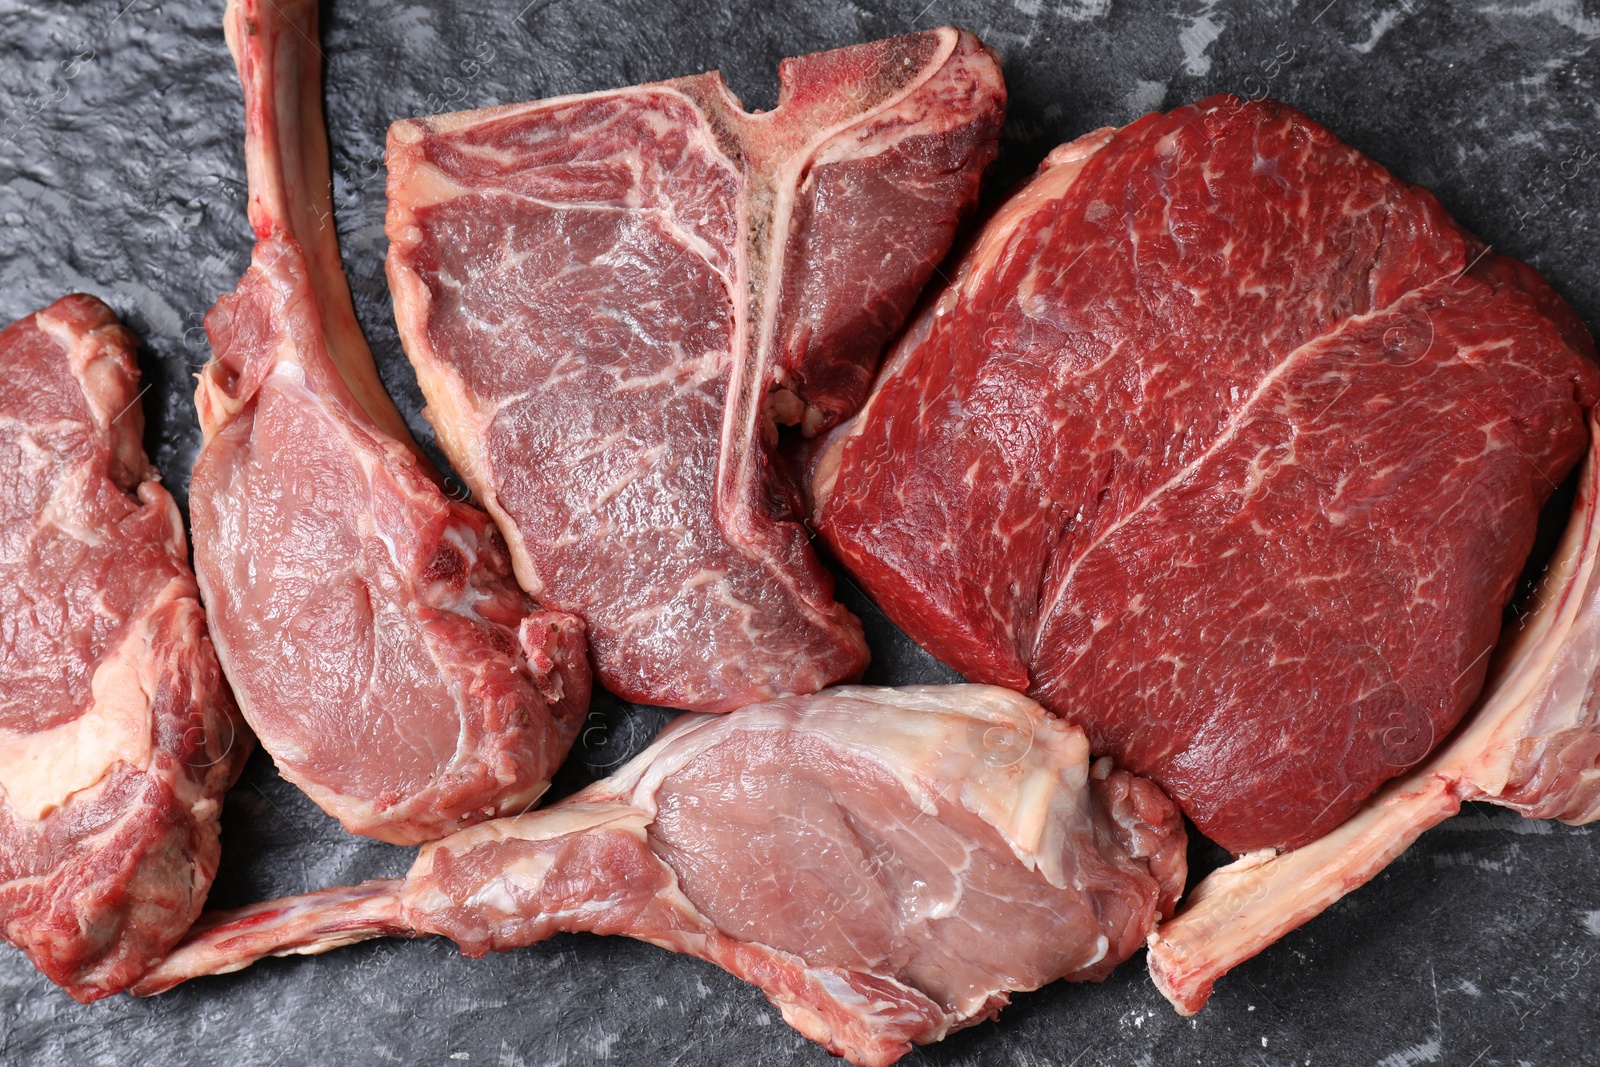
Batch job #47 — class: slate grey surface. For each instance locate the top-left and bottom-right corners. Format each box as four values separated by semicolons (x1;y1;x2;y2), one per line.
1;0;1598;1064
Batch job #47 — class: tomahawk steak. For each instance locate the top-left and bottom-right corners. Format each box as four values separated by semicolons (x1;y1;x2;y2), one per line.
384;30;1006;712
135;685;1185;1066
0;295;248;1001
813;96;1599;855
189;0;590;846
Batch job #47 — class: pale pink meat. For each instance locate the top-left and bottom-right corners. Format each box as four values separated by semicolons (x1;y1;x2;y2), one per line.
188;0;589;845
135;686;1185;1066
384;31;1006;712
0;295;247;1002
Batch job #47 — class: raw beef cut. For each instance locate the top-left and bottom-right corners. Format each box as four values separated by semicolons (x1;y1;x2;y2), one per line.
0;295;248;1002
189;0;590;846
134;685;1186;1066
384;30;1006;712
1147;410;1600;1013
813;95;1600;856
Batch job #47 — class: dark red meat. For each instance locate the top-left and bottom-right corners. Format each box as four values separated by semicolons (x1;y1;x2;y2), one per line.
814;96;1599;854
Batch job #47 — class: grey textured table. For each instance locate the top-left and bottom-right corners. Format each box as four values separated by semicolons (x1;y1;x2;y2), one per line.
1;1;1598;1064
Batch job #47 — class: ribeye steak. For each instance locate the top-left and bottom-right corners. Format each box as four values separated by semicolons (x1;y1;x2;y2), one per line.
384;29;1006;712
135;685;1185;1067
188;0;589;846
0;295;248;1001
813;96;1599;854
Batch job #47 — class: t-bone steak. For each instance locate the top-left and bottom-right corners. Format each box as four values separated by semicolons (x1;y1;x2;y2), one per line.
813;95;1600;855
384;29;1006;712
0;295;248;1001
188;0;590;846
135;685;1185;1067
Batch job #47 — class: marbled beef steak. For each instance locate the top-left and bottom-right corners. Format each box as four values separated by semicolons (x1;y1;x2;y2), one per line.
0;295;247;1001
384;29;1006;713
813;95;1600;855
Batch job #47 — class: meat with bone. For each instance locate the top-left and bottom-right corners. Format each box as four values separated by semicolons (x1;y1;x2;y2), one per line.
384;30;1005;712
188;0;589;846
134;685;1185;1066
1146;408;1600;1014
0;295;248;1002
812;95;1599;855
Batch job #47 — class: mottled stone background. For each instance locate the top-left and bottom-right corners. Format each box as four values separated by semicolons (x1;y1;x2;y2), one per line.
0;0;1597;1064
